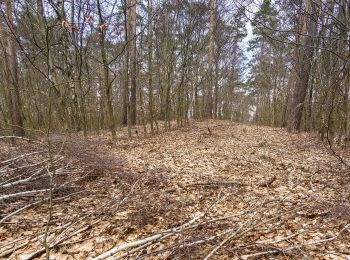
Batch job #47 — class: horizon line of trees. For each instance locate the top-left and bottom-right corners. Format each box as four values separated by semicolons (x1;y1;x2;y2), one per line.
0;0;249;140
0;0;350;145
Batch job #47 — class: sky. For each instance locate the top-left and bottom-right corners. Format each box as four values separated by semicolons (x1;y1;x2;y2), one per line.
240;21;254;81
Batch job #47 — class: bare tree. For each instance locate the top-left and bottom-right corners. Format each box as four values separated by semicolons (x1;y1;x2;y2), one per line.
148;0;155;134
207;0;215;118
0;0;24;136
129;0;137;125
97;0;116;140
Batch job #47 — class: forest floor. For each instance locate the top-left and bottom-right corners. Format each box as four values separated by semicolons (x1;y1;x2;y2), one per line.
1;120;350;259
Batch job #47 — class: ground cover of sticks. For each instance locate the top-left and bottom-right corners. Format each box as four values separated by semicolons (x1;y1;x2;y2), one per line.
1;120;350;259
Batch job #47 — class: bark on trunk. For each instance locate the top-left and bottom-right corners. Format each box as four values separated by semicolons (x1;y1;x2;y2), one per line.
288;0;317;132
129;0;137;125
207;0;215;118
148;0;154;134
122;0;129;126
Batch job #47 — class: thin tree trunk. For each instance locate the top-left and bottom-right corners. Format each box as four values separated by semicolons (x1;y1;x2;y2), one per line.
129;0;137;125
97;0;116;140
164;6;172;131
148;0;154;134
213;52;219;119
207;0;215;118
138;23;147;136
122;0;129;126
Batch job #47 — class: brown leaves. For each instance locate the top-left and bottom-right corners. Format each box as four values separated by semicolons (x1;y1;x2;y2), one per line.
61;20;69;30
61;20;77;34
2;121;350;259
99;23;107;34
71;24;77;33
61;18;109;36
85;15;94;23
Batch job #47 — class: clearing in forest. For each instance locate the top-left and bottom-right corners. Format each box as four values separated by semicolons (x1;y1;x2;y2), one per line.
1;120;350;259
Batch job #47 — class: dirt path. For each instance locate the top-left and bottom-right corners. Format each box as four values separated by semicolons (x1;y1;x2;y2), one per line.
1;120;350;259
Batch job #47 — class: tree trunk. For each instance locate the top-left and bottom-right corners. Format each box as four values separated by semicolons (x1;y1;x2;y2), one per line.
213;52;219;118
287;0;316;132
122;0;129;126
129;0;137;125
207;0;215;118
148;0;154;134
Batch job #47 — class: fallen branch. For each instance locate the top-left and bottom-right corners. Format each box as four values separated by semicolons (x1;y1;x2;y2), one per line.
0;241;30;258
113;241;155;260
240;223;350;259
0;151;44;165
133;227;238;260
118;210;248;259
0;136;31;142
0;159;48;174
0;200;42;224
21;225;91;260
114;202;307;259
186;181;247;188
0;189;49;201
255;230;304;245
92;212;205;260
0;168;44;188
0;222;73;257
203;197;267;260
